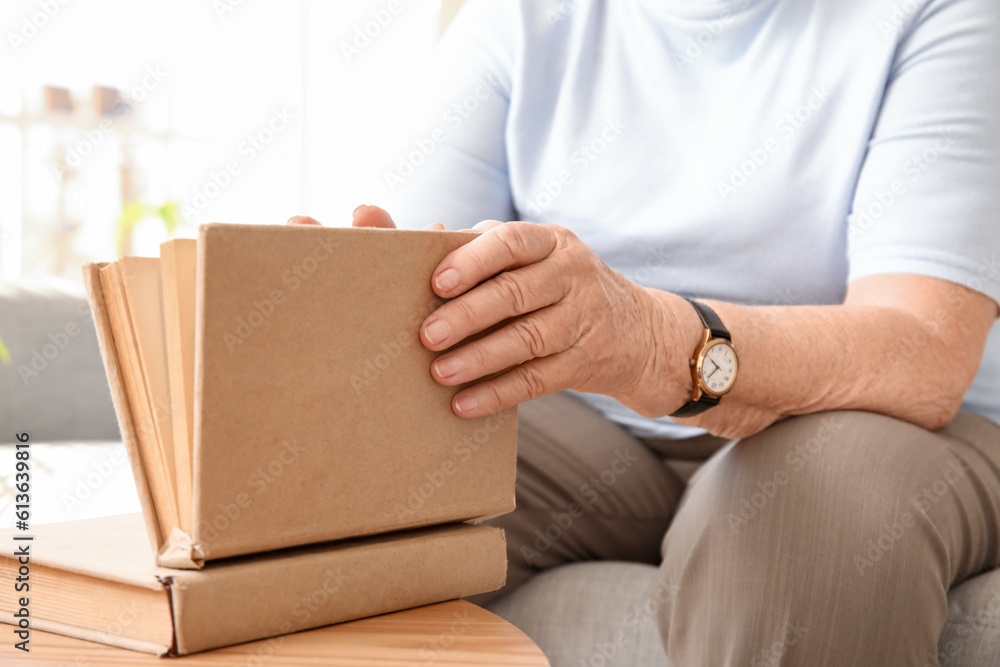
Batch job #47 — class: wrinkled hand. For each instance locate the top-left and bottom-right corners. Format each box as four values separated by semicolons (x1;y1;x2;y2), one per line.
287;206;693;420
421;221;696;419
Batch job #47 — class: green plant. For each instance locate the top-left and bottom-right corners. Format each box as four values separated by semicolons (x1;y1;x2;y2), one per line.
115;200;185;255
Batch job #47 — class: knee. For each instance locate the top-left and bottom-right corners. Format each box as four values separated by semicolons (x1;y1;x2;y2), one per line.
678;410;959;541
655;411;963;663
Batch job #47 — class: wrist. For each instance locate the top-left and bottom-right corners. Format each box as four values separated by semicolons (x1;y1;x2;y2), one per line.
630;288;705;417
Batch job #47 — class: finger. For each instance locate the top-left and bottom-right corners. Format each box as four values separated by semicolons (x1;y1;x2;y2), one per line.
423;222;446;231
467;219;504;233
352;204;397;229
431;305;577;385
432;221;559;298
451;352;580;418
287;215;323;226
420;263;567;351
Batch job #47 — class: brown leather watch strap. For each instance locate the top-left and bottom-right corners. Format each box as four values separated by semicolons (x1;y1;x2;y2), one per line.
670;298;731;419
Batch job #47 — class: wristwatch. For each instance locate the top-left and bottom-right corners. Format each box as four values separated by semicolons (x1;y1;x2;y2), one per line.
670;298;739;418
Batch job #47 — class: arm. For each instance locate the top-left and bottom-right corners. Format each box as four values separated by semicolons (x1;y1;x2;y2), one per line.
294;1;998;437
415;0;1000;436
663;274;998;436
291;208;996;438
384;0;516;229
416;223;997;438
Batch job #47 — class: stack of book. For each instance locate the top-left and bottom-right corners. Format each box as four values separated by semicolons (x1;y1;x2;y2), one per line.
0;224;517;656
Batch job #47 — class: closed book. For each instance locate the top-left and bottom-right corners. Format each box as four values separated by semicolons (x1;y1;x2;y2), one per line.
83;224;517;567
0;514;507;656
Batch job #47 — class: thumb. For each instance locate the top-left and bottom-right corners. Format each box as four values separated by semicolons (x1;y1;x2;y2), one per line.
353;205;397;229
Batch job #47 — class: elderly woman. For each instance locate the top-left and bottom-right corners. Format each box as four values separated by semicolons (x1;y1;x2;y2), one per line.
292;0;1000;663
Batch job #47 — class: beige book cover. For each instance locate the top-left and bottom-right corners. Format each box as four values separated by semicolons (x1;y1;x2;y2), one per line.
83;223;518;567
0;514;507;656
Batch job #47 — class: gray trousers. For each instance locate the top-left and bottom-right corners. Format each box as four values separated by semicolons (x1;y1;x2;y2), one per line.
483;392;1000;666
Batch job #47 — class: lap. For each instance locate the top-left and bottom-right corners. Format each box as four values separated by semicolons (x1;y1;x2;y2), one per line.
479;392;688;599
668;409;1000;585
657;409;1000;666
487;393;1000;621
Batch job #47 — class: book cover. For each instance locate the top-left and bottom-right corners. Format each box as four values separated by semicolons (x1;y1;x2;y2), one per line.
0;514;507;656
83;224;517;566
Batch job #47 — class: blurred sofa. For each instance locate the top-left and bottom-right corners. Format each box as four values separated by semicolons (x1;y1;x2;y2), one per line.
0;278;119;443
3;278;999;666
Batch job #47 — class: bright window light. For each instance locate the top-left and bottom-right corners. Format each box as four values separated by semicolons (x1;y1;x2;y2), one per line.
0;0;442;279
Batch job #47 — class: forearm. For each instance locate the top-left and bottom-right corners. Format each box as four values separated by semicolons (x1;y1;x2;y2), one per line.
646;280;992;439
370;220;995;430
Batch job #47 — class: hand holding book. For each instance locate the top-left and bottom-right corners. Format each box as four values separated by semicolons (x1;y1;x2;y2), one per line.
85;220;517;566
291;204;676;423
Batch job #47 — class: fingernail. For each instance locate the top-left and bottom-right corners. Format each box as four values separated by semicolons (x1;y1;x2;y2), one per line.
423;319;450;346
435;268;459;292
433;356;462;379
454;394;478;414
353;204;367;219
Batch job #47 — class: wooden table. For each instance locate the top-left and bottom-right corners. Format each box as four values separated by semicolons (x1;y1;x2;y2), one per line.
0;600;550;666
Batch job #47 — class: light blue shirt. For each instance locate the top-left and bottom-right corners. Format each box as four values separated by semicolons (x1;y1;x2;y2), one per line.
389;0;1000;438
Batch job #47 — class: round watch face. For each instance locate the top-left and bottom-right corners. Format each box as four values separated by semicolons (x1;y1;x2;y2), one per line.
700;341;738;395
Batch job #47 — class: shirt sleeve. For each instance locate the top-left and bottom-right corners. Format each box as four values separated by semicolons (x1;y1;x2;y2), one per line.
385;0;517;230
847;0;1000;306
